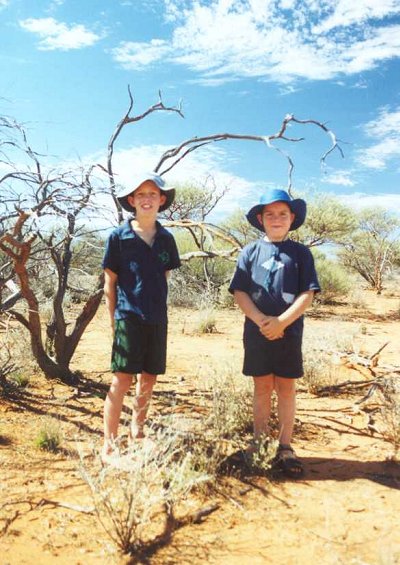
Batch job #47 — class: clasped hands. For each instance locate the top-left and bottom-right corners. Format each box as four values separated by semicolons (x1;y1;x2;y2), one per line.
258;315;285;340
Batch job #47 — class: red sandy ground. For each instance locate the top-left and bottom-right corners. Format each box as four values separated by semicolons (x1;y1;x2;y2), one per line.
1;290;399;564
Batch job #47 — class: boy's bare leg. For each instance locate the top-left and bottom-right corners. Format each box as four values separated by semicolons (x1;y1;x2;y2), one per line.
103;372;133;455
252;374;274;440
274;376;296;446
130;372;157;440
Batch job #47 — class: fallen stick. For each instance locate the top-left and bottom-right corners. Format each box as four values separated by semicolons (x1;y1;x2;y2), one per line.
36;498;95;514
191;503;220;524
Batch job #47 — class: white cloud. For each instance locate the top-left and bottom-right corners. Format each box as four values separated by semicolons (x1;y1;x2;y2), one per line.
339;192;400;212
313;0;400;33
363;106;400;137
111;39;171;69
19;17;102;50
109;0;400;84
357;106;400;169
322;170;356;186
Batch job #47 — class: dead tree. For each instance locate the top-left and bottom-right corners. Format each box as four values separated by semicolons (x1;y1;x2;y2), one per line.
104;89;344;296
0;119;105;382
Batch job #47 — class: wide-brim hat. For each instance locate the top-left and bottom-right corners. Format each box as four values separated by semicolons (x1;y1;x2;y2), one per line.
246;188;306;232
117;171;175;213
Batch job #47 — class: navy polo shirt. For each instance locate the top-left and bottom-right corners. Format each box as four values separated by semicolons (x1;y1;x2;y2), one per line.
102;221;181;323
229;238;320;337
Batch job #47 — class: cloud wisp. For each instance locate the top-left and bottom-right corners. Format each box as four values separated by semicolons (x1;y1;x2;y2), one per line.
357;106;400;169
322;170;357;187
110;0;400;84
19;17;102;50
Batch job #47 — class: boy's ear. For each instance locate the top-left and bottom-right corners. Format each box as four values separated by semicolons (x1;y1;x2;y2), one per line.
256;213;263;226
159;194;167;207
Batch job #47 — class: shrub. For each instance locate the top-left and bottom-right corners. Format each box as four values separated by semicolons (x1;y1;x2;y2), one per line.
34;420;62;452
381;384;400;458
247;435;279;473
168;230;236;308
202;366;253;439
8;372;30;388
80;431;209;554
196;308;217;334
312;250;351;304
302;331;345;394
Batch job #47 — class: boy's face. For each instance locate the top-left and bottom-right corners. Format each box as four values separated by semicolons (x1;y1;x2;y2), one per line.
127;181;166;215
257;201;295;241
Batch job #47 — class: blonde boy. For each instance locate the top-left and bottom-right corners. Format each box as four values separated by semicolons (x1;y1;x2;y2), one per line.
102;172;180;458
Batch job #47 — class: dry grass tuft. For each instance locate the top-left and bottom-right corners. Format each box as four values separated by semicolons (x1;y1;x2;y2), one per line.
80;430;209;555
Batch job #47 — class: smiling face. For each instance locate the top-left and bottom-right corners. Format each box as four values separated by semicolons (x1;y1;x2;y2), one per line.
127;180;166;217
257;201;295;241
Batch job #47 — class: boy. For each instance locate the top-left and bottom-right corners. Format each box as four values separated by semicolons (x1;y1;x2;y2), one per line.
102;172;181;459
229;188;320;477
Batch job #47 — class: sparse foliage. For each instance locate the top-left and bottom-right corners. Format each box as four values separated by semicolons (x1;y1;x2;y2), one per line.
312;249;352;303
294;194;357;247
80;432;208;555
34;419;62;452
221;208;260;247
338;208;400;293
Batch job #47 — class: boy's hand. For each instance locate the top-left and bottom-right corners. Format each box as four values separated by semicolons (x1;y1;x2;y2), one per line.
259;317;285;340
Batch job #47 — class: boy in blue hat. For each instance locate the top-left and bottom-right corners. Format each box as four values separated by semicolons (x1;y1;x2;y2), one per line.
101;172;181;459
229;188;320;477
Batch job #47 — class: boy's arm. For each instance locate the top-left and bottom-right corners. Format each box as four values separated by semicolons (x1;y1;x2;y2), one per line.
104;268;118;333
260;290;314;340
233;290;272;329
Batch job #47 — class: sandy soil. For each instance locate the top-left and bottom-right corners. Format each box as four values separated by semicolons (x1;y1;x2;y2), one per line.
1;291;400;564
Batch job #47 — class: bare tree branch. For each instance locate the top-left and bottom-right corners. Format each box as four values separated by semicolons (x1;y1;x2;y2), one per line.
156;114;344;193
105;86;184;222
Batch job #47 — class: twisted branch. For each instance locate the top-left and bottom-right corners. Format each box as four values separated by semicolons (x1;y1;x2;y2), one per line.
156;114;344;193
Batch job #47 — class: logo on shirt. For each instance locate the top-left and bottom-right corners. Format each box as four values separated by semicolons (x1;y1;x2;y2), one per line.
158;250;170;265
261;256;284;291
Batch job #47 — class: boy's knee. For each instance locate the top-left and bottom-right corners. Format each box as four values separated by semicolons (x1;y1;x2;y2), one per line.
139;372;157;387
111;373;133;394
253;376;275;395
275;379;296;399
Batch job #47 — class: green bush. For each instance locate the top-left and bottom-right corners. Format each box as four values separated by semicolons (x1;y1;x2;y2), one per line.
8;372;30;388
34;420;62;452
312;250;351;303
169;230;236;308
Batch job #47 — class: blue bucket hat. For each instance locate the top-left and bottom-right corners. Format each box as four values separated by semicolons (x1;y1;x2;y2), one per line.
246;188;306;232
117;171;175;213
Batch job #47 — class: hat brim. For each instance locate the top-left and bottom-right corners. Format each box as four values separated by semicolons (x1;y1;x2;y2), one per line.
117;186;175;214
246;199;306;232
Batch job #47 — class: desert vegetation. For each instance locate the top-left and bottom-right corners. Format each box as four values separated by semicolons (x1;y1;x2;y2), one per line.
1;96;400;563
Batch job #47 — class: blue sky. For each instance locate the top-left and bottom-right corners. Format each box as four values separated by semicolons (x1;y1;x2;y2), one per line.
2;0;400;220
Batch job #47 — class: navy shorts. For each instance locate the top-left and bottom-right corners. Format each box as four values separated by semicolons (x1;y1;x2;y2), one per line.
111;316;167;375
243;330;303;379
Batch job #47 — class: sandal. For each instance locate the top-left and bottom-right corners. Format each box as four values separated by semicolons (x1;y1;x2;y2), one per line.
273;444;304;478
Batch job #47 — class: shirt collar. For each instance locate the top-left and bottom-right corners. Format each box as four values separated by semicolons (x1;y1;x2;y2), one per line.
118;220;169;240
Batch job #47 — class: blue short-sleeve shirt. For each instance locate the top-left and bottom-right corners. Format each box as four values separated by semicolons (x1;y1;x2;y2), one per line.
229;238;320;337
102;221;181;323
